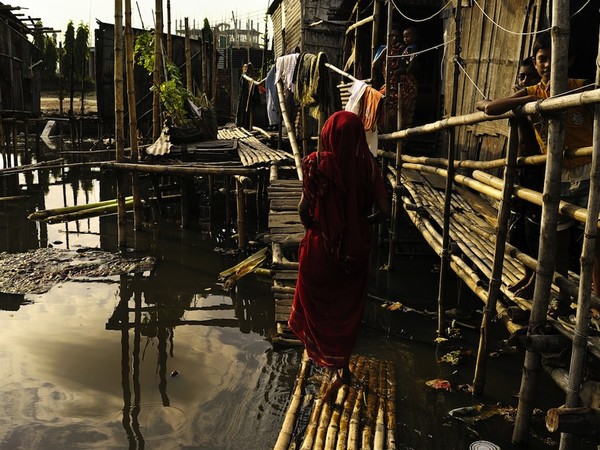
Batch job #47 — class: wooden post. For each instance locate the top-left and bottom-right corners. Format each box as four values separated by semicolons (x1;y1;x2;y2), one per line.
317;110;326;153
125;0;142;230
512;0;570;444
353;5;359;79
202;33;208;95
58;42;64;115
473;120;519;395
152;0;163;140
276;78;303;180
436;0;462;337
114;0;127;248
212;28;218;104
166;0;172;63
225;175;232;227
387;82;403;268
383;0;393;132
547;407;600;436
185;19;192;93
371;0;382;80
559;25;600;450
236;177;246;248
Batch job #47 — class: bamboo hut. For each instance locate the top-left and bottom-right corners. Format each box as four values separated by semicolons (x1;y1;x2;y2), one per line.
0;2;45;117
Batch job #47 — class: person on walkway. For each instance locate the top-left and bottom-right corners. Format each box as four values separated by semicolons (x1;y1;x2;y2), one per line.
501;57;543;299
373;26;420;130
288;111;390;390
478;32;599;315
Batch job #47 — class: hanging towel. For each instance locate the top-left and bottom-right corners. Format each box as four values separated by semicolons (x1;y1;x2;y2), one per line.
275;53;299;93
344;80;368;115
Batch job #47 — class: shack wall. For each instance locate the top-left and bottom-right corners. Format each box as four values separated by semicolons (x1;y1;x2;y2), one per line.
0;19;41;116
441;0;547;166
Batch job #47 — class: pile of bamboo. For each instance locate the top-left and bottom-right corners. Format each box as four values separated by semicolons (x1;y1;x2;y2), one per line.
274;352;396;450
217;126;294;166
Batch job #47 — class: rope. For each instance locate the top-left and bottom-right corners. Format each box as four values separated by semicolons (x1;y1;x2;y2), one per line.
472;0;551;36
455;59;487;99
387;38;456;59
390;0;453;23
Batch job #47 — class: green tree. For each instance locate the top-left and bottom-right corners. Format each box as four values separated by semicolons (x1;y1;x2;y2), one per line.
74;23;90;82
202;18;213;43
43;35;59;81
62;21;75;77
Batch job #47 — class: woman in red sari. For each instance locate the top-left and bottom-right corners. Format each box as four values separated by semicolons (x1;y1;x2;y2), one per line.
288;111;390;386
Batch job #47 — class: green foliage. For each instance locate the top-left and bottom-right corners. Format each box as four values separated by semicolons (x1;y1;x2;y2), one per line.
135;32;193;126
202;19;213;43
74;23;90;81
43;36;59;80
134;32;154;73
155;62;193;126
62;21;75;76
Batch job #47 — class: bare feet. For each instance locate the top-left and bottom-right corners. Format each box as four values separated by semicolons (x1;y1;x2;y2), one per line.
322;366;352;404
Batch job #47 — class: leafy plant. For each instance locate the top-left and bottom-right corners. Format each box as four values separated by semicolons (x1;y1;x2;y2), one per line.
134;32;193;126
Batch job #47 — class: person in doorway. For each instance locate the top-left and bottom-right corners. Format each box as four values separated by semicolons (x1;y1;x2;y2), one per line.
289;111;390;392
373;26;420;130
477;32;599;316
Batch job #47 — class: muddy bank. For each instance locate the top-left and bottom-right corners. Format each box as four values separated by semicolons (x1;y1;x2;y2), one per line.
0;248;155;295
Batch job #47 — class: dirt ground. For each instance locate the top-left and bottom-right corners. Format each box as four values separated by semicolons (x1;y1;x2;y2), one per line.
40;91;98;115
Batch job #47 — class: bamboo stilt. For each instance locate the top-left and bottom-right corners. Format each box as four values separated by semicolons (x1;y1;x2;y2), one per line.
152;0;163;140
473;120;519;396
559;26;600;450
114;0;127;249
513;2;570;443
185;19;192;93
124;0;142;231
236;178;246;248
274;351;310;450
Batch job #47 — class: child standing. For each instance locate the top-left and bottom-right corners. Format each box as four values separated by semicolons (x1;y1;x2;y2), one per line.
478;32;598;316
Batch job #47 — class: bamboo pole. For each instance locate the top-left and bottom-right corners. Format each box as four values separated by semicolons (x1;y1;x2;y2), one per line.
436;0;462;337
559;27;600;450
513;1;570;444
185;19;192;93
236;178;246;248
28;196;133;220
152;0;163;140
373;360;386;450
300;371;333;450
336;357;366;450
114;0;127;248
385;361;396;449
166;0;172;62
201;32;208;94
124;0;142;231
370;0;382;81
361;359;378;449
473;120;519;396
45;198;135;223
388;82;403;269
383;0;393;132
274;350;310;450
276;79;303;180
212;28;218;104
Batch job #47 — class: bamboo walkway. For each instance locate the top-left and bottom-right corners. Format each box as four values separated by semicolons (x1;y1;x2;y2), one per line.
274;352;397;450
398;167;600;358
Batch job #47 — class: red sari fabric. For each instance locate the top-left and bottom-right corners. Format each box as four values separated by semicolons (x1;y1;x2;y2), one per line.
288;111;387;369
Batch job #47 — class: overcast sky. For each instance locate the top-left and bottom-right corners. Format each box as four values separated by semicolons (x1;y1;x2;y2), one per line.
15;0;271;42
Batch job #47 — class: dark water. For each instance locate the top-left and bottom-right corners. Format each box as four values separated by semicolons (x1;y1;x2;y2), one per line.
0;132;594;449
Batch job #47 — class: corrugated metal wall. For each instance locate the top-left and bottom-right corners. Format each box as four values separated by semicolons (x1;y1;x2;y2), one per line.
441;0;543;164
302;0;347;68
271;8;283;56
284;0;303;53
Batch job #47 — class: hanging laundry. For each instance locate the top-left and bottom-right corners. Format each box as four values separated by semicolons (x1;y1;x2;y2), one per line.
265;65;280;127
275;53;299;93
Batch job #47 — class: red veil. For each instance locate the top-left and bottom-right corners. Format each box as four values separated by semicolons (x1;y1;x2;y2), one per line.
288;111;387;368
